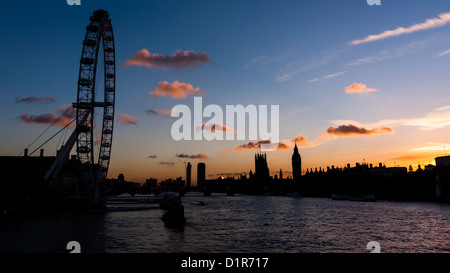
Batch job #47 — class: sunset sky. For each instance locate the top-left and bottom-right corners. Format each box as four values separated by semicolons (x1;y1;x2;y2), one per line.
2;0;450;184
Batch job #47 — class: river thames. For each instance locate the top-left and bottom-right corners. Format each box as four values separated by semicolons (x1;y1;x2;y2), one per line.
0;194;448;253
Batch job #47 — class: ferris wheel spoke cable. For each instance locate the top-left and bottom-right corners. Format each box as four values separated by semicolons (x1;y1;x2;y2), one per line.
62;126;69;144
21;107;72;155
29;118;76;156
55;125;70;155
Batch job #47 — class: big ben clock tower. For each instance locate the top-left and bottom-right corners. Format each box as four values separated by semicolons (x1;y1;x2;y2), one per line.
292;142;302;182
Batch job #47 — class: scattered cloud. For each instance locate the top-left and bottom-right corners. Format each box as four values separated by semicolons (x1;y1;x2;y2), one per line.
19;113;66;127
370;105;450;130
244;53;292;70
199;122;236;133
277;57;331;82
145;108;182;117
56;104;76;118
15;96;57;104
146;109;162;115
347;50;393;67
115;113;137;125
390;154;436;163
330;104;450;131
401;109;450;130
150;81;205;99
176;153;208;159
125;49;216;70
435;48;450;58
18;104;75;128
243;56;268;69
159;161;175;166
234;140;289;151
351;12;450;45
276;142;290;150
347;40;429;67
324;124;393;138
292;134;323;149
308;71;347;83
292;134;308;143
407;143;450;152
234;140;268;151
276;47;347;82
147;155;158;159
434;105;450;111
210;172;245;178
345;83;378;94
391;143;450;163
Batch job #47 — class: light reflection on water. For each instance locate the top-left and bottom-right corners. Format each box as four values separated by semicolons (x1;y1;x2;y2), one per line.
0;194;449;253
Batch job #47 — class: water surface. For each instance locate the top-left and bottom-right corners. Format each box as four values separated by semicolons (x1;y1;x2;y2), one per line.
0;195;448;253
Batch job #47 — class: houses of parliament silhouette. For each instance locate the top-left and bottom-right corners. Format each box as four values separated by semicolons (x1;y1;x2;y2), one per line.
252;142;301;182
107;143;450;202
172;143;448;202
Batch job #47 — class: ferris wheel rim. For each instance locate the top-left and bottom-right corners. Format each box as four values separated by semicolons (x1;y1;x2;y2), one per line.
75;10;115;181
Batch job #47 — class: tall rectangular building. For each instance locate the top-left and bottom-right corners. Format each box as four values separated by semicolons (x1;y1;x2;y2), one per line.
186;162;192;188
197;162;206;186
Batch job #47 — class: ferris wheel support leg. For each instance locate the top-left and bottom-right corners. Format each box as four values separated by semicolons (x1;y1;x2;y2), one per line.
44;114;89;183
44;129;77;183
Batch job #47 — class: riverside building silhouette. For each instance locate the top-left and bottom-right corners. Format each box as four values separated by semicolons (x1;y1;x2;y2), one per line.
255;153;270;180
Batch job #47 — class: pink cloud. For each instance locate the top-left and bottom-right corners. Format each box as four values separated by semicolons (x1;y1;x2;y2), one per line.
150;81;205;99
292;134;308;143
18;104;75;128
115;113;137;125
345;83;378;94
290;134;324;149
